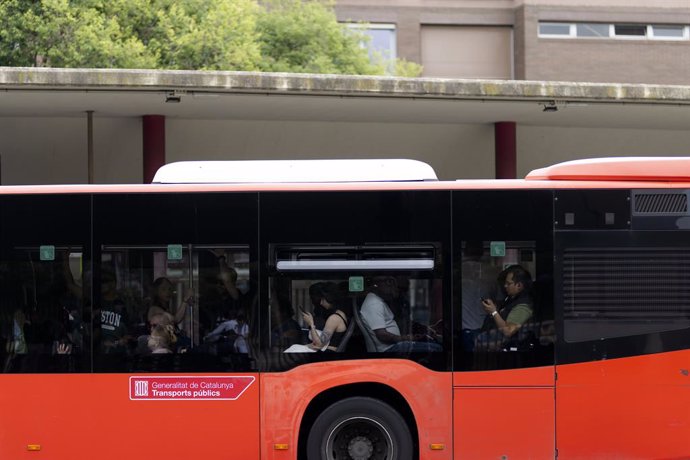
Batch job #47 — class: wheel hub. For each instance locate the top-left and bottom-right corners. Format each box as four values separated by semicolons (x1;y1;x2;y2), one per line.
347;435;374;460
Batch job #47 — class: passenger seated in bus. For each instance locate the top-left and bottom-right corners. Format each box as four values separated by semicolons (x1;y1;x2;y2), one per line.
270;295;301;352
5;309;28;356
136;313;189;354
299;282;350;352
146;277;193;326
360;276;442;352
203;311;249;353
308;282;328;330
148;324;176;354
481;265;533;338
199;251;252;338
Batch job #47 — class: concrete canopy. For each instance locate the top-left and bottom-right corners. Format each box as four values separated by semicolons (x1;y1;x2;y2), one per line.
0;67;689;184
1;67;690;128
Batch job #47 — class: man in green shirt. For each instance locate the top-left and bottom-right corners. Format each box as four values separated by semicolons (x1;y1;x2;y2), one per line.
481;265;533;338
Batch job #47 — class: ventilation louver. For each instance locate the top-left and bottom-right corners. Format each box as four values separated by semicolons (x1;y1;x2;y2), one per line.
633;192;688;215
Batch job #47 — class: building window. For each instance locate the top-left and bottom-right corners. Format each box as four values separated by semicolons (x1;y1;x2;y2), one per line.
614;24;647;37
576;23;610;38
539;21;690;41
538;22;572;37
650;25;687;40
346;23;397;72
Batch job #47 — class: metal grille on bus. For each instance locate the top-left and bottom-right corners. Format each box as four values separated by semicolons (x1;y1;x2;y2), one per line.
562;247;690;342
633;192;688;215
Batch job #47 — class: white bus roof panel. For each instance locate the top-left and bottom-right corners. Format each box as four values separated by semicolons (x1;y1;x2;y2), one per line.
152;159;438;184
526;157;690;181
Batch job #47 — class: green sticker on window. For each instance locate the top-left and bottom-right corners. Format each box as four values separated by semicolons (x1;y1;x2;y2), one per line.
167;244;183;261
349;276;364;292
490;241;506;257
39;245;55;261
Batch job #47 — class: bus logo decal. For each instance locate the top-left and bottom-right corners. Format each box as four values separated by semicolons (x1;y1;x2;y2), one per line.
129;376;255;401
134;380;149;397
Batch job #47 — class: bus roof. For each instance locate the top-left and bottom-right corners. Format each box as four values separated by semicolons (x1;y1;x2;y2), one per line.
526;157;690;182
152;159;438;184
1;158;689;195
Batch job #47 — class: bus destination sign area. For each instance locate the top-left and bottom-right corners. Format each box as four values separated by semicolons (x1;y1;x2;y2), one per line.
129;376;255;401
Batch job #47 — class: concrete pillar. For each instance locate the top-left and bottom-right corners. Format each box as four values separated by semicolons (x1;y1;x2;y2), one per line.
142;115;166;183
86;111;94;184
495;121;516;179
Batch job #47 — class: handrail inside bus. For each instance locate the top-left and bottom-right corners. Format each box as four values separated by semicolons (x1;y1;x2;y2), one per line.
152;159;438;184
276;259;435;271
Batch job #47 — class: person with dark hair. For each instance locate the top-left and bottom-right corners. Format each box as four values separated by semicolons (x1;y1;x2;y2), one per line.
99;270;129;354
308;282;328;330
302;282;350;352
360;276;441;353
147;277;192;326
481;265;533;338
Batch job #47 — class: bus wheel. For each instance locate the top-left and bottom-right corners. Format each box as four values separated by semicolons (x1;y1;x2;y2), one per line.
306;396;413;460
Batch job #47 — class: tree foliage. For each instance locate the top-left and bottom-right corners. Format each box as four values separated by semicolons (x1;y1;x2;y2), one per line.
0;0;421;76
257;0;379;74
0;0;155;68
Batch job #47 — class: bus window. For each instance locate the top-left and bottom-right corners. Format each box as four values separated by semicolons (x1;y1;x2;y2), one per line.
0;194;91;374
1;248;87;373
461;241;554;369
270;244;445;356
95;245;253;371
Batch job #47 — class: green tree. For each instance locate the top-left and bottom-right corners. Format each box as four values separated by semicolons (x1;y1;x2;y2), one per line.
143;0;261;70
0;0;422;76
0;0;155;68
257;0;380;74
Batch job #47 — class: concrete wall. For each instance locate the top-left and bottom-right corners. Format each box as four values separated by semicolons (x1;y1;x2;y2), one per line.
335;2;515;66
2;116;690;184
166;120;495;181
336;0;690;84
518;125;690;176
521;5;690;84
0;117;495;183
0;117;141;185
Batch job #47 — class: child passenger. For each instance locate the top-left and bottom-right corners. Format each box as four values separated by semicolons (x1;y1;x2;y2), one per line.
148;324;176;354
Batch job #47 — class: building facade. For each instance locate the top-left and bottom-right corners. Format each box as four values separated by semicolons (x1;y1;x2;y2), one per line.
335;0;690;84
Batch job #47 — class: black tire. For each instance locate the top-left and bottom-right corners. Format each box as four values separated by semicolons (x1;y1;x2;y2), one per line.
306;396;413;460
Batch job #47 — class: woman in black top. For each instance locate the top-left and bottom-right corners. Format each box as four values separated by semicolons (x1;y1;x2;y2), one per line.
302;282;349;352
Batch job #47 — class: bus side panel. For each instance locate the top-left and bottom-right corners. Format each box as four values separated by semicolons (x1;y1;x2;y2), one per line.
556;350;690;460
453;387;554;459
452;367;555;459
0;373;260;460
260;360;453;460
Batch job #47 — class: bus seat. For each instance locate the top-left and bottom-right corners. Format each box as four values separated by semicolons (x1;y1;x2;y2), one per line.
351;302;378;352
335;316;356;352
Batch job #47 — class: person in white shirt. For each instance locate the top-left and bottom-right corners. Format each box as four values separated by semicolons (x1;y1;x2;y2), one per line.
203;312;249;353
360;276;441;353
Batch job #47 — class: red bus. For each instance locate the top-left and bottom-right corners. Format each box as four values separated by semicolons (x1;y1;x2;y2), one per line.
1;157;689;460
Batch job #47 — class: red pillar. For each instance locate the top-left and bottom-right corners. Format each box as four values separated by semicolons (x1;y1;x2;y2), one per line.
494;121;516;179
142;115;166;183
